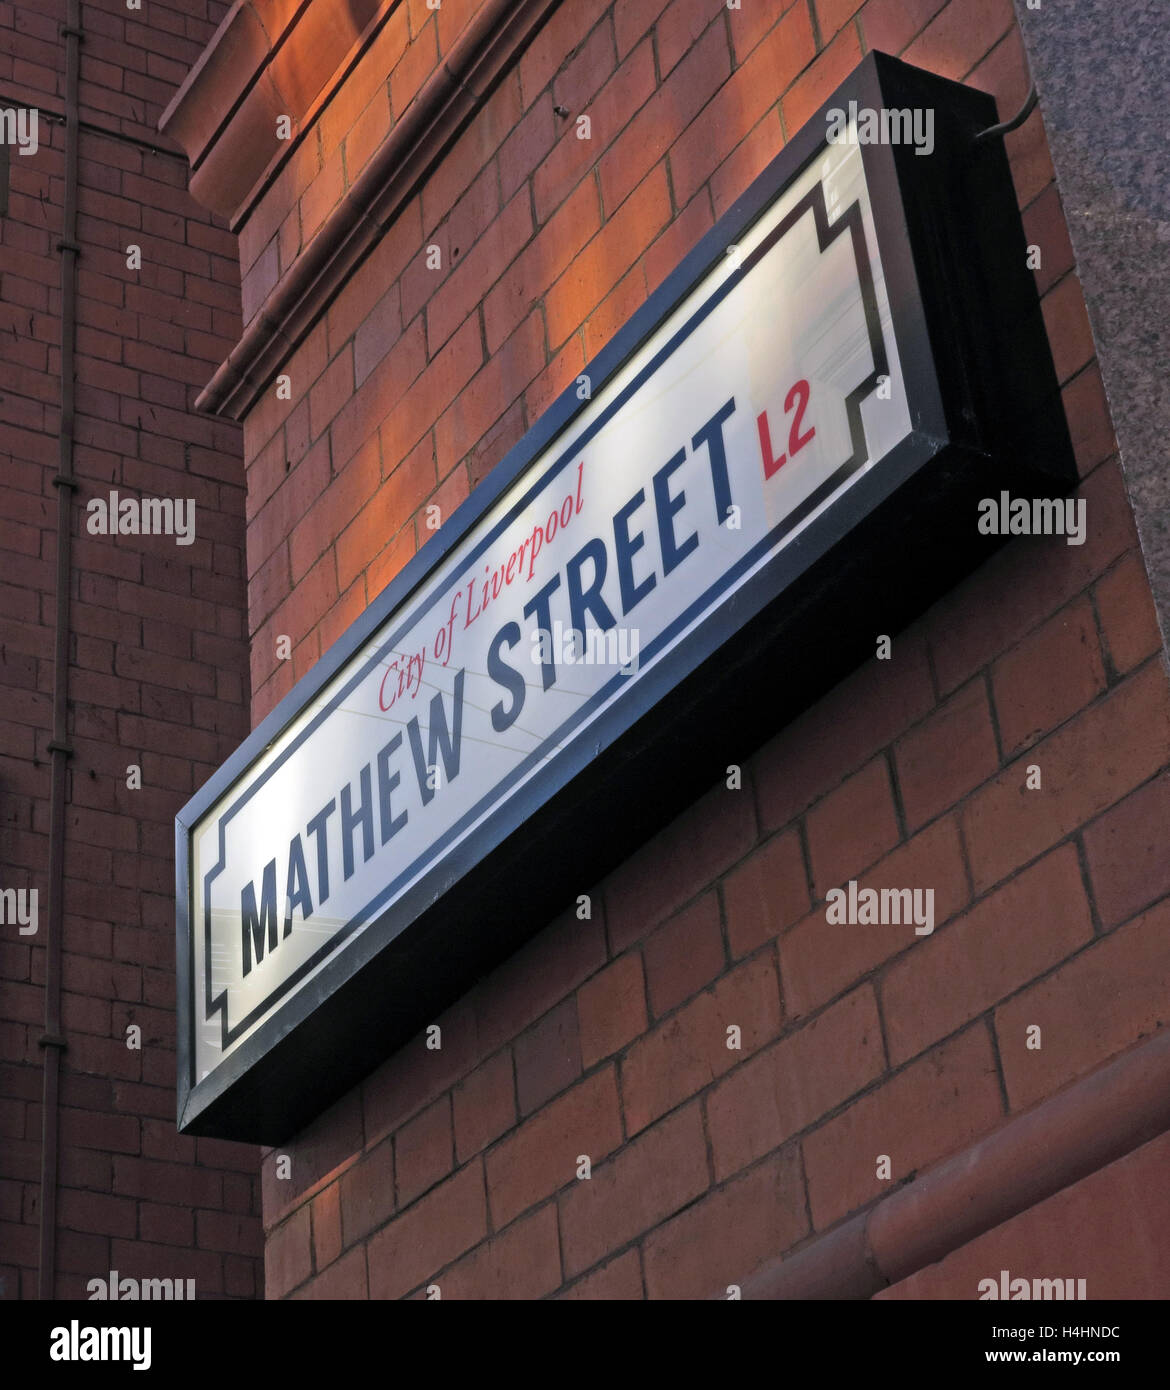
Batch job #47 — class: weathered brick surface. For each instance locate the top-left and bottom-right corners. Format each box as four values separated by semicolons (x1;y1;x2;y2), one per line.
642;891;725;1018
803;1025;1005;1230
558;1102;709;1277
452;1049;517;1164
706;986;885;1182
435;1203;562;1300
643;1146;808;1299
557;1247;644;1299
879;845;1094;1067
485;1069;623;1230
620;953;784;1136
366;1161;487;1300
576;954;647;1068
994;899;1170;1113
0;0;259;1302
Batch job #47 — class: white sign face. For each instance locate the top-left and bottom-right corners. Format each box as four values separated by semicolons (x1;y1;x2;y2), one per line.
189;128;912;1087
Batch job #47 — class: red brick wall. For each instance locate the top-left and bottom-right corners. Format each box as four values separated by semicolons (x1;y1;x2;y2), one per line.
222;0;1167;1297
0;0;262;1299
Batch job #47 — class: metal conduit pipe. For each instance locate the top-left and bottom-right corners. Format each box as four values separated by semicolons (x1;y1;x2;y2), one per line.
38;0;83;1302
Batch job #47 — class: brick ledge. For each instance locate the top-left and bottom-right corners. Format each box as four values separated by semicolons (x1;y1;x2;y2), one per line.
191;0;560;421
736;1025;1170;1298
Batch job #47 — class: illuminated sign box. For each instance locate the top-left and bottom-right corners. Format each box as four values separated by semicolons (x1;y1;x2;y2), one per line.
177;53;1074;1141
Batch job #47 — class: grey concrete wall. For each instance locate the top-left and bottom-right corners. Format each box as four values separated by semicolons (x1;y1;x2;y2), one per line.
1013;0;1170;655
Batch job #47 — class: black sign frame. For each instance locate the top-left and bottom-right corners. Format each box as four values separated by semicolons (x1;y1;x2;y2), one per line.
176;52;1074;1141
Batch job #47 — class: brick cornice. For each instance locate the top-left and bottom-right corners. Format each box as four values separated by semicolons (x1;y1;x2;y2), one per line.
165;0;561;421
159;0;388;221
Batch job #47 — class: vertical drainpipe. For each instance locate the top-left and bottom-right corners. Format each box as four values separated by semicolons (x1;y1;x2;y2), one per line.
39;0;83;1301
